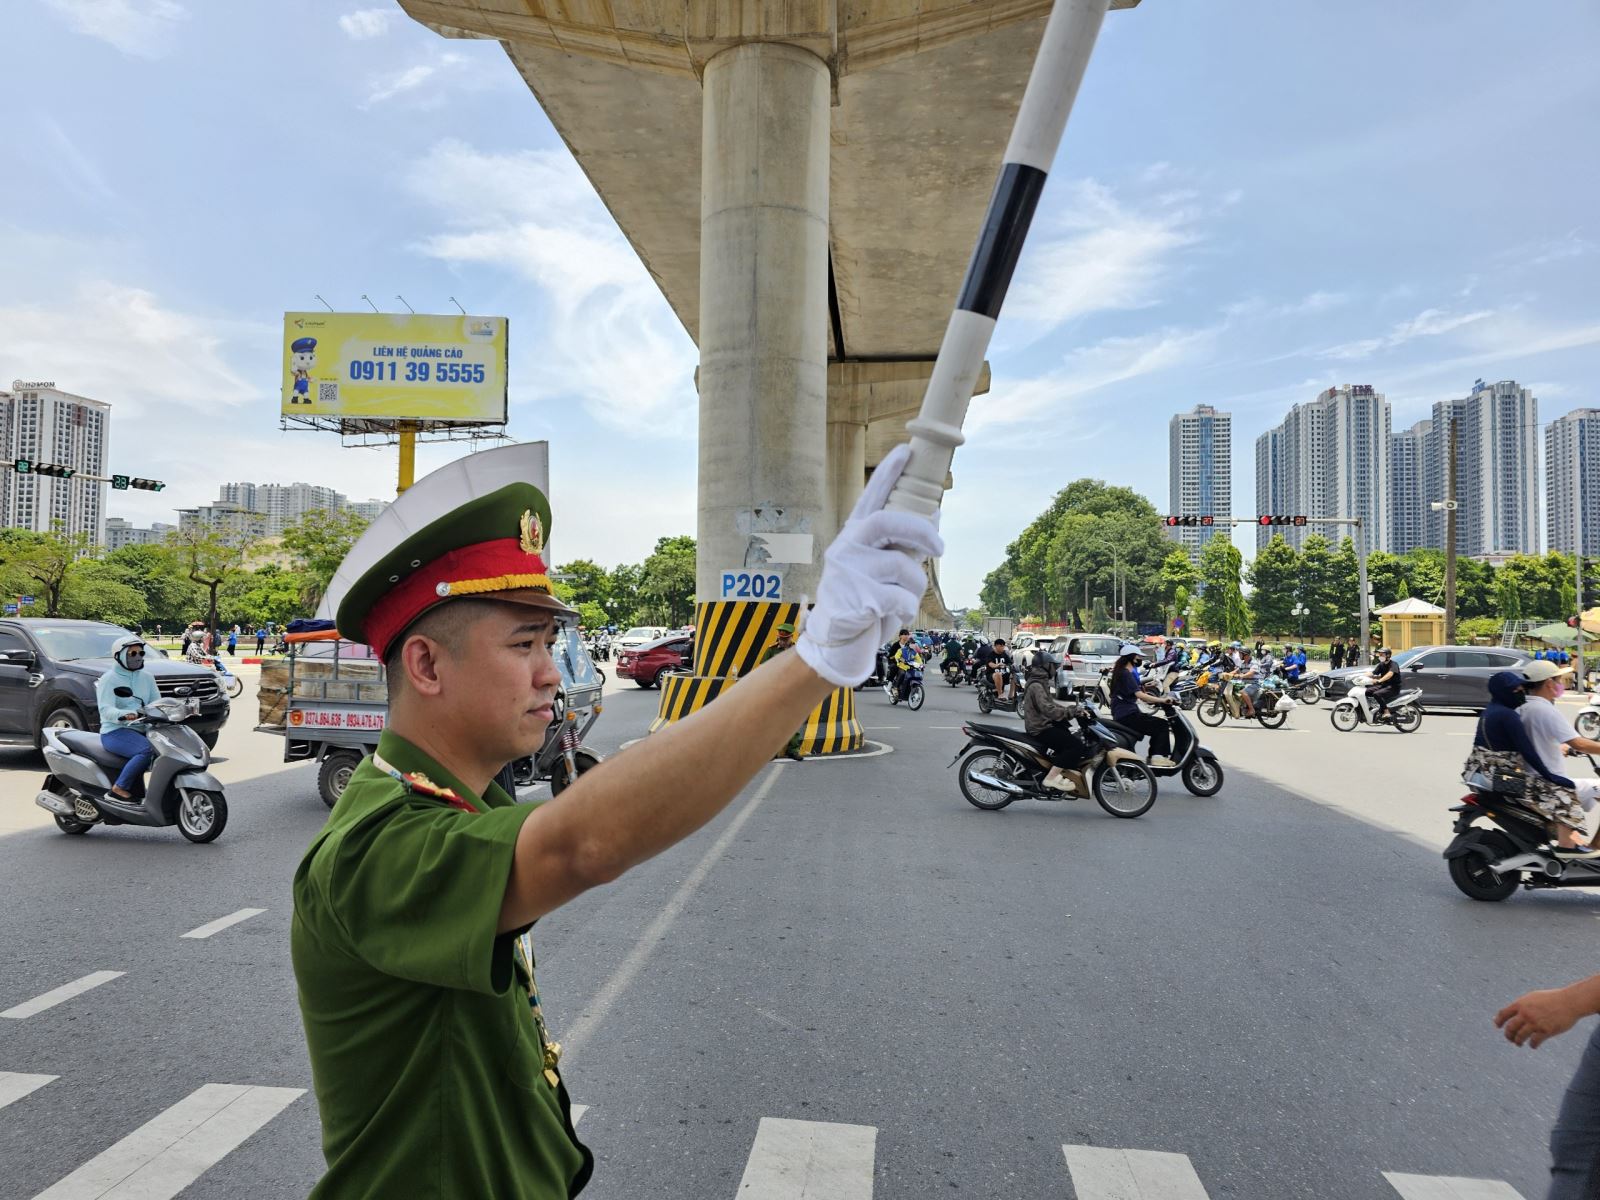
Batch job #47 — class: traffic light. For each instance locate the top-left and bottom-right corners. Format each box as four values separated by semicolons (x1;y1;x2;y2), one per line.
31;463;74;478
1256;515;1307;527
1164;515;1215;527
127;478;165;492
1569;616;1581;629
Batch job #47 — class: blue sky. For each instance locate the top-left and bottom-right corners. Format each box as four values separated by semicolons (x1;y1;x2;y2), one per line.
3;1;1597;607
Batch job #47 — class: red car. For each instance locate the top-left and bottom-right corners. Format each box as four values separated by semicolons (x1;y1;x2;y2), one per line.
616;636;692;688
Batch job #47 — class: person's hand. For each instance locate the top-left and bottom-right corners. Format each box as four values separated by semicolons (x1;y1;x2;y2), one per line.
1495;986;1590;1048
797;445;943;688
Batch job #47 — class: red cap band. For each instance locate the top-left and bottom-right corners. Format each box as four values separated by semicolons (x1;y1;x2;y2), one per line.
365;537;552;658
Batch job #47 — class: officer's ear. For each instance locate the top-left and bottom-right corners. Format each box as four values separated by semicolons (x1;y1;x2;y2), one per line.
392;632;448;700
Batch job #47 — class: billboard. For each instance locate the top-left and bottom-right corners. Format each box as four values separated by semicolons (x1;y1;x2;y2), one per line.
281;312;507;422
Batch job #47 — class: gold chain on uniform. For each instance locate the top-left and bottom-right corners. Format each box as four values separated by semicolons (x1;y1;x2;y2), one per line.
517;932;562;1088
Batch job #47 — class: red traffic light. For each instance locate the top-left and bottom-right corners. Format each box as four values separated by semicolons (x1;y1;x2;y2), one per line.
1258;515;1274;526
1165;516;1179;527
1569;616;1580;628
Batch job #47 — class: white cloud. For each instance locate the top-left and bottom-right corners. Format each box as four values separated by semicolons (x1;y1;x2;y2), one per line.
406;140;698;434
970;325;1218;435
41;0;186;58
1005;180;1202;330
1318;306;1495;361
363;53;466;107
339;8;394;39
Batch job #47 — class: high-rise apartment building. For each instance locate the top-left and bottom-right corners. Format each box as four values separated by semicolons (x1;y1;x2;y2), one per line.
1417;380;1540;556
0;384;110;544
1389;418;1431;555
1547;408;1600;556
1166;405;1231;558
175;502;271;543
1254;384;1391;551
104;518;175;551
212;481;386;536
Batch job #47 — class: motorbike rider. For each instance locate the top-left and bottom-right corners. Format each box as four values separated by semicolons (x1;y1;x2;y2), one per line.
1108;644;1178;768
95;634;162;800
941;636;965;681
973;637;1010;700
1469;669;1598;855
1224;648;1261;718
1019;650;1089;791
1517;658;1600;851
1363;645;1402;721
890;629;923;703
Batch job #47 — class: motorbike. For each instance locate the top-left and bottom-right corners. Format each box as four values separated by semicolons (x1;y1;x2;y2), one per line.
1097;701;1225;796
1284;671;1324;705
1328;680;1423;733
35;695;228;843
951;709;1157;818
886;663;925;710
941;657;967;687
1444;759;1600;901
974;668;1019;714
1195;676;1296;729
205;653;245;699
1576;692;1600;741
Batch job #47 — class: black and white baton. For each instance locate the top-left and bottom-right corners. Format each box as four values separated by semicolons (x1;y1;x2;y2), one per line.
887;0;1114;517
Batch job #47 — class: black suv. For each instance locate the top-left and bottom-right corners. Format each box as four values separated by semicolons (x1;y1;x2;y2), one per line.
0;619;231;749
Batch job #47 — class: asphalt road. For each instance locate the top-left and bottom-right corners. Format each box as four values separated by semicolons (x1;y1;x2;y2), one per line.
0;667;1593;1198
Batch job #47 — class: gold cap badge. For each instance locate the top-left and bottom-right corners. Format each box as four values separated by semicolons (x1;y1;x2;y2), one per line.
519;509;544;557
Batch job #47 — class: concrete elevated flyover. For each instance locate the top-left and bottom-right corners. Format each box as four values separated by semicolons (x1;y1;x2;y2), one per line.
401;0;1138;739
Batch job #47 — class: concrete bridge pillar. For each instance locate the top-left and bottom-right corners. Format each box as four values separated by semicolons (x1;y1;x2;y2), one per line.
696;41;831;601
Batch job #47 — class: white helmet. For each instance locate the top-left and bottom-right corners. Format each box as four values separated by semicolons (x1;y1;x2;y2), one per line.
1117;643;1142;661
111;634;147;671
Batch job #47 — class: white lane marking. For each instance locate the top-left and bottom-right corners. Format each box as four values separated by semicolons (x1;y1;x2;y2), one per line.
797;740;894;762
0;1072;57;1110
1383;1173;1525;1199
560;768;783;1063
859;726;900;730
737;1117;876;1198
2;971;123;1020
571;1104;588;1125
32;1083;304;1199
180;907;266;940
1063;1144;1210;1198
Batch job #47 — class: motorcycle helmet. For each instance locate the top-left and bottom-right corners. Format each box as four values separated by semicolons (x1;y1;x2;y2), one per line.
1377;646;1393;659
111;634;147;671
1031;649;1059;673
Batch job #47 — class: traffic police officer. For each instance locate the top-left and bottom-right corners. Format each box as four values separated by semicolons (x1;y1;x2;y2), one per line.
291;447;941;1197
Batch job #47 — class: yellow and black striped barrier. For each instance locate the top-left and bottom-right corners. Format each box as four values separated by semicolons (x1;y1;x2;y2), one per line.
650;600;863;753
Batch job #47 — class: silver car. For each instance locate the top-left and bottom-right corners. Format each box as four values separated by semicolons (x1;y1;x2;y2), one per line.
1054;633;1128;699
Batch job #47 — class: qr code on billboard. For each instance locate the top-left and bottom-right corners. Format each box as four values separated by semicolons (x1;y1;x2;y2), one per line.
317;383;339;405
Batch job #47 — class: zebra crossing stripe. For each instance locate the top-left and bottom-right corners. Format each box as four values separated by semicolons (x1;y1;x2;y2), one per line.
2;971;124;1020
180;908;266;939
1062;1144;1210;1198
31;1083;304;1200
571;1104;588;1125
0;1072;56;1111
736;1117;876;1198
1383;1173;1526;1199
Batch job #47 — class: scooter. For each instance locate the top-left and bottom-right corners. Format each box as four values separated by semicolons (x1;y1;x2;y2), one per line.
887;664;925;710
975;669;1019;715
951;708;1156;818
1444;757;1600;901
205;653;245;698
1195;677;1296;729
1576;692;1600;741
1328;682;1423;733
941;658;967;686
1096;700;1225;796
35;695;229;843
1284;671;1324;705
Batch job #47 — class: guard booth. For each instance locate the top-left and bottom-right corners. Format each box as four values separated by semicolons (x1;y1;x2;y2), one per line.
1378;597;1446;651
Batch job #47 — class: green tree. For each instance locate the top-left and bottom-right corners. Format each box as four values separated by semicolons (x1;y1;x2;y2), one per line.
218;564;312;628
1197;535;1250;640
1329;537;1362;637
1495;570;1523;620
602;563;645;627
576;600;611;630
1364;551;1408;611
1246;536;1299;634
1;525;96;615
101;544;204;630
60;560;148;627
167;526;256;634
280;508;371;610
639;536;696;627
1296;534;1339;636
555;559;609;607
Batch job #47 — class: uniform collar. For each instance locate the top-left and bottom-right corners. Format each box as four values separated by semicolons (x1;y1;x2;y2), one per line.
374;730;514;812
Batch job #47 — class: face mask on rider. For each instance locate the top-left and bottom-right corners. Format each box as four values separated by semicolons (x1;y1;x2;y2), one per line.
1552;678;1567;699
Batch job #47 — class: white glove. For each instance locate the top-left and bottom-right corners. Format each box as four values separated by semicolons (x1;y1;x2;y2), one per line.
796;444;945;687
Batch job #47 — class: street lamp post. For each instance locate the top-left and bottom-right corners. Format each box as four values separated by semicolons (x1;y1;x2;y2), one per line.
1292;602;1308;642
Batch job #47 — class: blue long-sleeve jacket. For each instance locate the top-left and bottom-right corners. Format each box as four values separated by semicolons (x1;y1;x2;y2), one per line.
96;665;160;733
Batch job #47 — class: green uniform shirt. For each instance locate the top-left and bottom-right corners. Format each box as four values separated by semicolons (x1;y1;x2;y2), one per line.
292;731;592;1198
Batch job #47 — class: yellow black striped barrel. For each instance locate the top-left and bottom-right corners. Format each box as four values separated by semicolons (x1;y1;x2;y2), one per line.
649;600;863;753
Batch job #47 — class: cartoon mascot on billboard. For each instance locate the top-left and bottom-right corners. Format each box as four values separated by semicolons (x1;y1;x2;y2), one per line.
290;336;317;406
